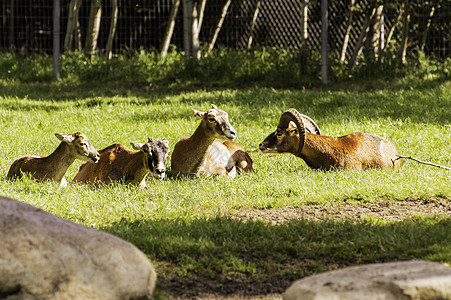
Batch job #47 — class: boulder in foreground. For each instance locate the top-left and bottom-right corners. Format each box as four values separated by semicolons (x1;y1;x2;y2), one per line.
284;260;451;300
0;196;156;299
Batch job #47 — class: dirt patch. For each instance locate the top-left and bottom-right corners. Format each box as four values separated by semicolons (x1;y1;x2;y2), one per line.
161;278;283;300
230;198;451;224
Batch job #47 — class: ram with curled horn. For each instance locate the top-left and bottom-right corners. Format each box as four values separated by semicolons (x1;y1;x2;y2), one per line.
260;109;451;170
259;108;402;170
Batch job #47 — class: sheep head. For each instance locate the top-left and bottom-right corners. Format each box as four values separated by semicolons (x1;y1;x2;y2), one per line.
259;109;321;157
192;104;237;141
131;138;170;180
56;132;100;163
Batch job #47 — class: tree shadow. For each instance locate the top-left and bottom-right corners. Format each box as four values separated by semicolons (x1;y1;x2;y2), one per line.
100;215;451;298
1;75;449;127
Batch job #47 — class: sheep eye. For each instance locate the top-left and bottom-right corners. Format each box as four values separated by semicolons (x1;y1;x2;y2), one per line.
208;117;216;123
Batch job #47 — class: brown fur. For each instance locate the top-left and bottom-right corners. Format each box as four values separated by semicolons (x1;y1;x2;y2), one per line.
73;140;169;187
260;117;400;170
7;132;99;187
171;105;254;177
223;141;255;173
299;132;400;170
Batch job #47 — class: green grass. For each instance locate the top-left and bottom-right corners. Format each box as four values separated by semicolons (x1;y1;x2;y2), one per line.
0;51;451;297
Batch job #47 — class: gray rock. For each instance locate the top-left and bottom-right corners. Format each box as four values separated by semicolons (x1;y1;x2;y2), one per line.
0;196;156;300
284;261;451;300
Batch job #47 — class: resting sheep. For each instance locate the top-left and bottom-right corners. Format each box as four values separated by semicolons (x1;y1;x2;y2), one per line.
259;109;401;170
171;105;254;177
7;132;100;187
73;138;170;187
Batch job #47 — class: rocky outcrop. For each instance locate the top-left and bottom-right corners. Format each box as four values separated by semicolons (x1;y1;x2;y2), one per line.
0;196;156;299
284;260;451;300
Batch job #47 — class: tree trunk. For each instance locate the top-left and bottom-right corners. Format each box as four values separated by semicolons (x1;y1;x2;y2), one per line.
161;0;180;60
247;0;261;50
64;0;82;51
380;14;385;52
207;0;231;54
348;6;376;68
340;0;355;63
420;5;435;52
191;1;200;59
182;0;200;60
399;0;410;64
348;7;375;68
301;0;309;41
371;4;384;61
64;0;76;50
74;1;83;51
85;0;102;56
384;1;404;51
197;0;207;33
106;0;118;60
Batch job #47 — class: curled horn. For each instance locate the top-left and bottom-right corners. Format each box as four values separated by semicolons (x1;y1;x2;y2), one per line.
300;114;321;135
278;108;306;156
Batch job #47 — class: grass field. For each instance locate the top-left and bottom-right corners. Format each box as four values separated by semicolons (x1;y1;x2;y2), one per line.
1;54;450;298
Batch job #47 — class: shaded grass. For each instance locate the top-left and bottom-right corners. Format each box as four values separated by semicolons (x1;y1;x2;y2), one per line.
102;215;451;293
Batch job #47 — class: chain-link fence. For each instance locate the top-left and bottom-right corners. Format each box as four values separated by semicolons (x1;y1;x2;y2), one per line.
1;0;449;60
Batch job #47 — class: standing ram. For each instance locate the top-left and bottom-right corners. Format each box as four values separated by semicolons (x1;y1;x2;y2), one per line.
171;105;254;177
259;108;401;170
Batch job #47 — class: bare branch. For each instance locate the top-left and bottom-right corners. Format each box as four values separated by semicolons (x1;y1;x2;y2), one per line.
207;0;231;54
396;155;451;170
247;0;261;50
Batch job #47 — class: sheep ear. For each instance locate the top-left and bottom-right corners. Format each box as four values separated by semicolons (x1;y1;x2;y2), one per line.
55;133;74;144
130;142;143;151
211;104;218;109
192;108;205;118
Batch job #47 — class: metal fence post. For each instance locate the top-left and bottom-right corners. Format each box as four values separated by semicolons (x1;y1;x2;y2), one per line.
8;0;15;47
321;0;328;84
53;0;60;79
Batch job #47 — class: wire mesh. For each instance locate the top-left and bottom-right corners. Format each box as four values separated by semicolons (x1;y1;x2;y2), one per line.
0;0;449;60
